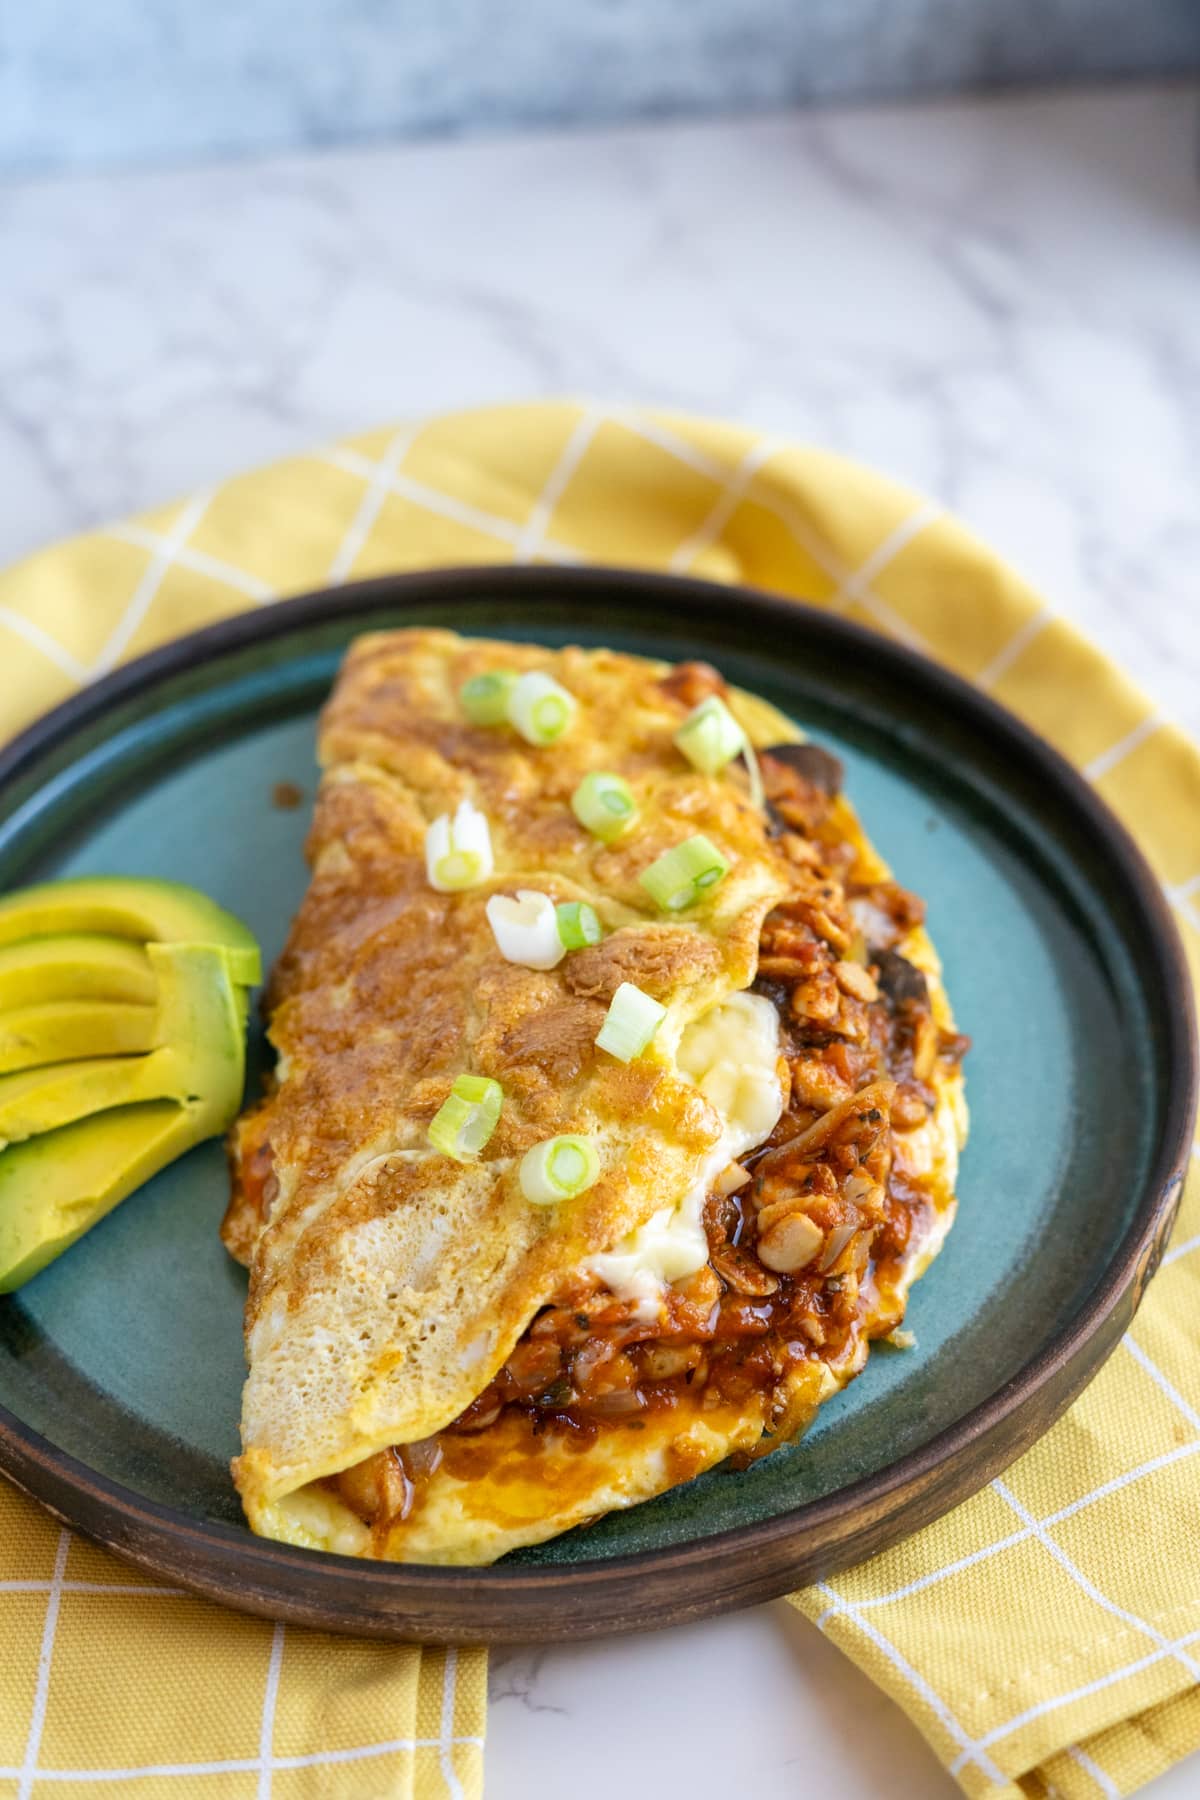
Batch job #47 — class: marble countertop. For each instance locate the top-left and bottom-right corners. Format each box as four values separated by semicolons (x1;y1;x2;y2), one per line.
1;80;1198;1798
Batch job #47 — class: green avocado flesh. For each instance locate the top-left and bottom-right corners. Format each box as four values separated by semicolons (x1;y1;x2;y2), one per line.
0;1001;157;1073
0;877;261;986
0;884;259;1292
0;934;157;1011
0;944;248;1147
0;1101;214;1292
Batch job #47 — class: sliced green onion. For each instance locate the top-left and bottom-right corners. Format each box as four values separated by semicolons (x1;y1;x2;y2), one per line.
519;1134;601;1205
428;1073;503;1161
460;670;517;725
507;671;577;746
638;835;730;912
571;771;638;843
673;692;767;813
674;696;746;776
425;799;494;891
555;900;602;951
487;890;564;970
742;739;765;811
596;981;667;1063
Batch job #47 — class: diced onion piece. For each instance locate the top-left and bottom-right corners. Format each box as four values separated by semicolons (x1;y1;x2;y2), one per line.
425;799;494;891
486;890;564;969
428;1073;503;1161
638;835;730;911
818;1222;858;1273
674;696;745;775
508;671;577;746
715;1161;751;1195
556;900;603;950
460;671;517;725
595;981;667;1063
519;1134;600;1205
571;771;637;843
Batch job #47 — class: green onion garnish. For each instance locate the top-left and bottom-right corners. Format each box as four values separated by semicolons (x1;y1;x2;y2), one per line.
428;1073;503;1161
486;890;564;969
595;981;667;1063
570;771;638;843
556;900;602;951
519;1134;601;1205
508;671;577;746
460;671;517;725
425;798;494;891
674;695;746;776
742;740;765;810
638;835;730;911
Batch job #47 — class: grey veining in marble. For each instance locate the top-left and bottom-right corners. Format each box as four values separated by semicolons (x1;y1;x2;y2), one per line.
2;0;1199;175
1;79;1199;1800
1;84;1197;739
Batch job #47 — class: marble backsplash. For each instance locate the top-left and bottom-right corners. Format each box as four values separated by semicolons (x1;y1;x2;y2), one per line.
4;0;1200;176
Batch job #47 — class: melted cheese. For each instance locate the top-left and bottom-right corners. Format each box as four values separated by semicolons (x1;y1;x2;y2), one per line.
263;1486;371;1557
675;991;784;1160
586;992;783;1315
584;1173;714;1318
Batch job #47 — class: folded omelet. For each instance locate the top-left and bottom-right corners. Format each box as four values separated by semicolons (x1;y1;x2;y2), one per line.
224;629;967;1563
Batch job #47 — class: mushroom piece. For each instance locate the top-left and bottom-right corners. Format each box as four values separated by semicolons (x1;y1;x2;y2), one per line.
712;1242;780;1296
872;948;930;1010
762;742;845;797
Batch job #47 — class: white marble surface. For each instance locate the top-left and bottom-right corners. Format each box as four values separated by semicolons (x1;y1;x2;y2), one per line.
1;82;1198;1797
7;0;1198;176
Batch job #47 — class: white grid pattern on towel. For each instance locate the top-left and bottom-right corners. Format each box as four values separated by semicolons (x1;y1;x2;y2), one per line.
2;402;1194;1800
1;1531;477;1792
815;1322;1200;1784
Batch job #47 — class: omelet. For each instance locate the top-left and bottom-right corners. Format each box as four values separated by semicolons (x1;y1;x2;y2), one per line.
224;630;967;1563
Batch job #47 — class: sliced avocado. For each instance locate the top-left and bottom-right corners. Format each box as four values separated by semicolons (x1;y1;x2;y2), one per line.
0;1102;202;1292
0;1059;158;1142
0;942;248;1145
0;934;156;1012
0;944;249;1291
0;1001;156;1073
0;877;261;986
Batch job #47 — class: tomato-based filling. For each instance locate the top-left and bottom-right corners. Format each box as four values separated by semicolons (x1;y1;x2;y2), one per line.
324;736;968;1539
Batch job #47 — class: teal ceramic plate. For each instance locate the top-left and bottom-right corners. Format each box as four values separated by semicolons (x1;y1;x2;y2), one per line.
0;567;1193;1643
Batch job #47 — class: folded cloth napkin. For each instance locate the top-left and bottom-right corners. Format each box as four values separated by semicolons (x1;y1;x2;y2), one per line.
1;400;1196;1800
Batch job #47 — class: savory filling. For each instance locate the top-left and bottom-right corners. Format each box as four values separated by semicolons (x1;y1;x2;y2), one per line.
324;741;968;1543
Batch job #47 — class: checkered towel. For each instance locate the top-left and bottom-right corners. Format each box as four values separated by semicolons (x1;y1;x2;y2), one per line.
1;401;1197;1799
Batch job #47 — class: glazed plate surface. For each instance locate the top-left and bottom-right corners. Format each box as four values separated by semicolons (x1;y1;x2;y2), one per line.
0;567;1192;1641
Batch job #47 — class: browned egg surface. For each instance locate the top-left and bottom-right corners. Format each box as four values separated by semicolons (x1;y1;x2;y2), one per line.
225;634;966;1563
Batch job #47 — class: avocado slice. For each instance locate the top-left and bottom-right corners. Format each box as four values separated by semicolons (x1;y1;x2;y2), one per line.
0;1102;208;1291
0;1059;161;1142
0;1001;156;1073
0;943;249;1291
0;943;249;1144
0;877;261;986
0;934;156;1012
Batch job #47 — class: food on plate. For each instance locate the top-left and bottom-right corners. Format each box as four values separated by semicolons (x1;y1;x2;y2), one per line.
0;876;260;984
0;879;260;1291
0;935;157;1009
225;629;968;1564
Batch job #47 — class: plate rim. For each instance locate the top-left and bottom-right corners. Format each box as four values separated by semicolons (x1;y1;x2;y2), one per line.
0;563;1194;1643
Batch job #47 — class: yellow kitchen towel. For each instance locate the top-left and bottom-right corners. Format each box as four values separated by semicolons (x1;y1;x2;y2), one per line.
0;399;1197;1800
0;1478;484;1799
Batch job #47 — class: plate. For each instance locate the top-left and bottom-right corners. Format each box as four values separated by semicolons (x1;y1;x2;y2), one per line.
0;566;1193;1643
